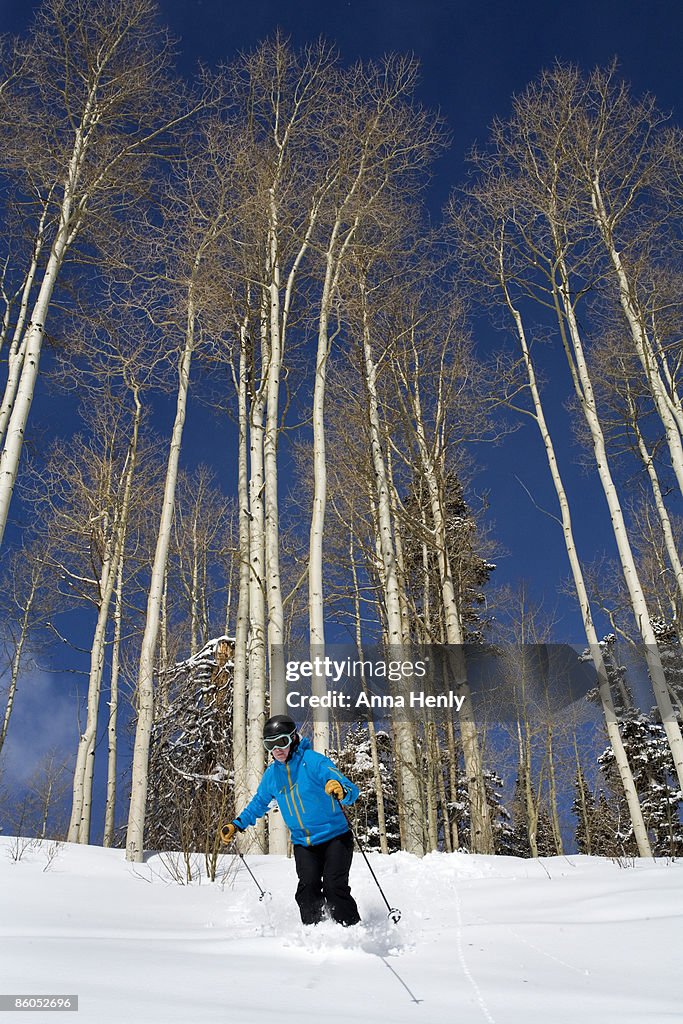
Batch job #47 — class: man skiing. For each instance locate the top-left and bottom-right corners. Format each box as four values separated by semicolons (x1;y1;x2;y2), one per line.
219;714;361;927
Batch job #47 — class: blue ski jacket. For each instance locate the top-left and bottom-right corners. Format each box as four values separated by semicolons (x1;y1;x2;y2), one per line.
233;737;359;847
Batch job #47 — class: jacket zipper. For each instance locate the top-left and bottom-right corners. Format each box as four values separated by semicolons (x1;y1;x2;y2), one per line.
286;762;311;845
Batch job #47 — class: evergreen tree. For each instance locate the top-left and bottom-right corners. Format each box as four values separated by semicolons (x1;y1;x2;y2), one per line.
451;767;515;854
593;793;632;857
502;775;533;858
146;638;235;852
501;773;557;858
402;472;495;644
331;725;401;853
591;635;683;857
598;713;683;857
653;619;683;711
487;770;515;855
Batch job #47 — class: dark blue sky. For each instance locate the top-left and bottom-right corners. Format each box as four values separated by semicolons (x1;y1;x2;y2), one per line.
156;0;683;236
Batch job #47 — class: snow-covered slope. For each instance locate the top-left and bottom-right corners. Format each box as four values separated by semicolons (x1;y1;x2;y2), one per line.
1;836;680;1023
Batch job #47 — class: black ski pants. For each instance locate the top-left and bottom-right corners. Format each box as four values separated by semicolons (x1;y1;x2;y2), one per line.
293;830;360;927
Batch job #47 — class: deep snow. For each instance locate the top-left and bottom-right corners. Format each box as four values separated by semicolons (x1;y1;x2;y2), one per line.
1;835;680;1023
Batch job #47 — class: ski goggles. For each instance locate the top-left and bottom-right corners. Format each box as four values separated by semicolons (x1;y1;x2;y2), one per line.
263;731;295;752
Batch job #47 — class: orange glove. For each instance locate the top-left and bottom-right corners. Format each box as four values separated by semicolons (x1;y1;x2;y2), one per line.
219;823;237;845
325;779;345;801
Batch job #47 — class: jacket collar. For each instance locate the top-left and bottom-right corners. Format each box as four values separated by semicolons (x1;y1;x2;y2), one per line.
276;734;310;767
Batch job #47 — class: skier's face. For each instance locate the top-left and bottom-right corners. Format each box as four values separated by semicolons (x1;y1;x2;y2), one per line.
271;743;291;762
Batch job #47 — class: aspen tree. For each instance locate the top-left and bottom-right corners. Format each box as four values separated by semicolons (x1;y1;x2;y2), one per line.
311;338;421;852
71;402;141;843
0;199;53;453
245;314;268;852
126;118;235;862
587;332;683;622
385;294;497;854
456;61;683;824
306;56;443;754
549;183;683;798
572;66;683;492
359;278;425;854
0;0;194;549
348;527;391;854
453;144;654;854
0;540;54;758
229;322;251;814
219;41;340;846
103;551;124;848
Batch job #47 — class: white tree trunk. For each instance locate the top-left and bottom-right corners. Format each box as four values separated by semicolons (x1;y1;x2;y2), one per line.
360;293;425;856
0;78;99;548
501;267;652;856
404;343;494;854
103;551;124;848
190;511;200;653
0;199;51;452
518;720;539;857
349;528;389;854
0;333;29;462
245;320;267;852
308;214;360;753
308;252;336;754
0;574;38;757
546;723;563;855
264;211;288;854
425;721;439;851
104;388;141;847
632;407;683;616
590;175;683;496
386;447;412;643
67;514;117;844
554;256;683;798
231;326;251;814
445;715;460;851
68;391;140;845
0;235;69;547
125;324;195;863
69;390;141;844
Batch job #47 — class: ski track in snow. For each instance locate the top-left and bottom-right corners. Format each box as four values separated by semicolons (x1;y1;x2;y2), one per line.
454;880;497;1024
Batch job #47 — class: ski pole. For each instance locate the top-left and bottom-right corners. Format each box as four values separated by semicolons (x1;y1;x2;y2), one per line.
228;842;272;902
337;802;401;924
